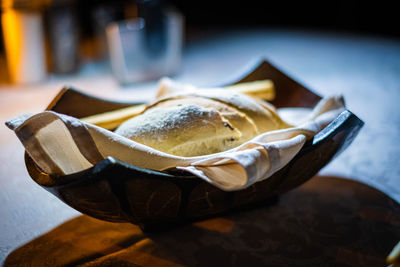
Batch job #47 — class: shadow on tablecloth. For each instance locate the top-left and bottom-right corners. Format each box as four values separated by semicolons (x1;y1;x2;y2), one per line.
4;176;400;267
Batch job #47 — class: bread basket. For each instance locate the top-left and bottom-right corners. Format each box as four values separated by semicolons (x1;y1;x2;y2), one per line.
25;59;364;231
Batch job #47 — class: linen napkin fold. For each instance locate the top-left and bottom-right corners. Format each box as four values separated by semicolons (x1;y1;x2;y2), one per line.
6;94;344;191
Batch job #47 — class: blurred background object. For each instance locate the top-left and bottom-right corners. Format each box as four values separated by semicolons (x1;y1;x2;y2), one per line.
1;0;48;84
106;6;183;84
0;0;183;85
0;0;398;86
45;0;79;74
88;0;130;61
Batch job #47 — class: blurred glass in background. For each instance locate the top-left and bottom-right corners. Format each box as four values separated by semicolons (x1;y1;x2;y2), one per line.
106;6;183;84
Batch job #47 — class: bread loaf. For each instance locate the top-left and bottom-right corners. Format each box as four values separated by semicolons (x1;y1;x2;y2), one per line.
115;89;290;157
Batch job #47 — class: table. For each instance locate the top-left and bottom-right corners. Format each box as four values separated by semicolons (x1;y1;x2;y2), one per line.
1;28;399;265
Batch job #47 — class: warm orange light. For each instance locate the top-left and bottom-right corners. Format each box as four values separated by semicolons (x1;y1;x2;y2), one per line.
1;8;46;84
194;217;236;233
1;9;23;82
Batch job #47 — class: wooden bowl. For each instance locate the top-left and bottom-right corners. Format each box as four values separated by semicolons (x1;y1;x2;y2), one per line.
25;59;364;231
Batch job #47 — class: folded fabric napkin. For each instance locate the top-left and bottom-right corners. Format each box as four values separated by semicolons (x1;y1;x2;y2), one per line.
6;87;344;191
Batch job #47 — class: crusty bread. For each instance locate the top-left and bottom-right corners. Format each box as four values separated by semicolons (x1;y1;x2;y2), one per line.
115;90;290;157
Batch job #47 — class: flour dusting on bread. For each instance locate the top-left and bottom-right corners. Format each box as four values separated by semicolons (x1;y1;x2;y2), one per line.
115;84;290;157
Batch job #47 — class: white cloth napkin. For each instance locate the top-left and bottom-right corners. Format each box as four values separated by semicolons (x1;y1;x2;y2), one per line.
6;94;345;191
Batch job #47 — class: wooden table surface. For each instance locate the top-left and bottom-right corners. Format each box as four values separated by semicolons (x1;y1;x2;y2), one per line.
1;28;399;265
